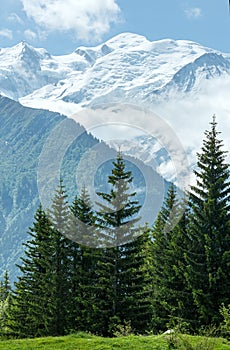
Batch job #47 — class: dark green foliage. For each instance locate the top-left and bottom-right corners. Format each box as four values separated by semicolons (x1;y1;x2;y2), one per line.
0;271;11;301
219;303;230;340
8;181;72;338
69;185;96;246
151;117;230;332
94;152;152;335
4;116;230;339
47;180;72;336
116;226;153;334
0;271;11;336
151;185;179;331
96;151;141;246
185;116;230;327
67;186;97;332
8;206;55;338
151;185;197;332
169;205;198;332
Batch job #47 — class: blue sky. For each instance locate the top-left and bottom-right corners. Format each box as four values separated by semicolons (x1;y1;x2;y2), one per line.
0;0;229;54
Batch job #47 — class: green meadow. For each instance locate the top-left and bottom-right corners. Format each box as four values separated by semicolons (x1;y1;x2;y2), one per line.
0;333;229;350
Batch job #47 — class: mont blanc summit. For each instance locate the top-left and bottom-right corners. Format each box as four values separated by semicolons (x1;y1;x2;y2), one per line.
0;33;229;117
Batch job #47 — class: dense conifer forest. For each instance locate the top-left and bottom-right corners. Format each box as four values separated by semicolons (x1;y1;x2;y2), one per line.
0;117;230;340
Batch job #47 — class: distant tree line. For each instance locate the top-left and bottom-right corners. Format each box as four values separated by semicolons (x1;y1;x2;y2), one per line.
0;117;230;339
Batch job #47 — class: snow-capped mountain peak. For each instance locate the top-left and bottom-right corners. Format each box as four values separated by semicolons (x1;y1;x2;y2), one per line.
104;32;149;49
1;33;230;188
0;33;229;126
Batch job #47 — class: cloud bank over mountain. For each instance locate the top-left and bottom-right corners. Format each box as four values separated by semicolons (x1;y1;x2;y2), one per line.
1;33;230;182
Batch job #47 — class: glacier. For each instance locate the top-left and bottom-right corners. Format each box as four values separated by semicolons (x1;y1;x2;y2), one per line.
1;32;230;185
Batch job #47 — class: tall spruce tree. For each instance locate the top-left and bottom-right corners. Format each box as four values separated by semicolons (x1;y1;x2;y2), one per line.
48;179;72;336
96;151;141;246
151;185;180;331
94;151;152;335
170;204;199;331
151;185;197;332
8;205;55;338
116;225;153;334
185;116;230;327
67;186;97;332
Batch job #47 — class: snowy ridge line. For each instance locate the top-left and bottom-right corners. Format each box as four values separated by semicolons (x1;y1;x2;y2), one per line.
0;32;229;117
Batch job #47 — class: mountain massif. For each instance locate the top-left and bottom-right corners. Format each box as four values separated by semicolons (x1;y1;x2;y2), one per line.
0;33;230;280
0;33;229;116
0;95;168;281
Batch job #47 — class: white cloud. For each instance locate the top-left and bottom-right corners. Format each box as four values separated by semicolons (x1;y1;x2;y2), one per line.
152;74;230;165
20;0;121;42
185;7;202;19
0;29;13;40
8;13;24;25
24;28;37;41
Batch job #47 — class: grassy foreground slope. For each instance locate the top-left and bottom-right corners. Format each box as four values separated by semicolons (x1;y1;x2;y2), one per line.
0;333;229;350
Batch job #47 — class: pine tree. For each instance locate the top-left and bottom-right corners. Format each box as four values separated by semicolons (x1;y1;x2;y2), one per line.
0;271;11;336
48;179;72;336
96;151;141;246
151;184;197;332
185;116;230;327
94;151;151;335
151;184;180;331
8;205;55;338
67;186;97;332
116;225;153;334
69;185;96;246
170;204;198;331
